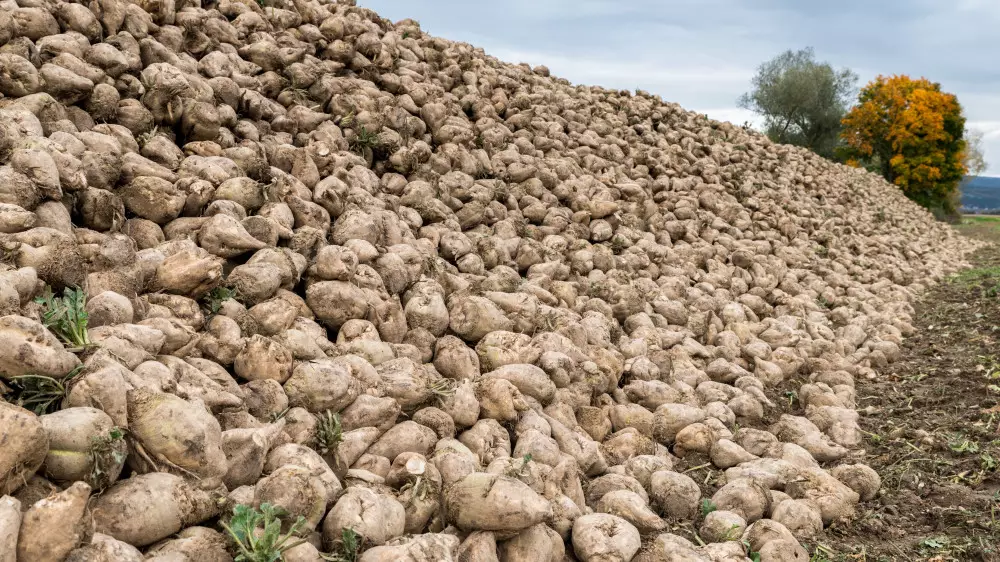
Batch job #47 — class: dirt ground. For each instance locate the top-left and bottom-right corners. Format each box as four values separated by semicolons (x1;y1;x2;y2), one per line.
809;217;1000;561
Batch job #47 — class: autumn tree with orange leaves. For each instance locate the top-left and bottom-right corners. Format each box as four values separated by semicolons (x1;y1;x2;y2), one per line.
840;75;967;217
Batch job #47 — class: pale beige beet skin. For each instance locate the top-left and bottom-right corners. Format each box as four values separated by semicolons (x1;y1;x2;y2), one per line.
356;533;461;562
125;388;228;485
17;481;92;562
445;472;552;532
0;402;49;496
254;465;329;531
571;513;641;562
0;315;81;379
322;487;406;548
144;526;231;560
90;473;221;547
64;533;144;562
40;407;125;488
0;496;21;562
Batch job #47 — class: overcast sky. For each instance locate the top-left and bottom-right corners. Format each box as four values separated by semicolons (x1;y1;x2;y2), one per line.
360;0;1000;176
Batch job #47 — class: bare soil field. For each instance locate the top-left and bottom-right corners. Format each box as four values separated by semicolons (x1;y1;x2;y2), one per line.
815;220;1000;561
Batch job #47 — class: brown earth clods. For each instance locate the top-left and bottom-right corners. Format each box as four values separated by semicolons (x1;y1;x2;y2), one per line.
814;222;1000;562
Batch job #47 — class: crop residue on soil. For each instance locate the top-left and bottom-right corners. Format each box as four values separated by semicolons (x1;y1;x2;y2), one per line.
821;225;1000;561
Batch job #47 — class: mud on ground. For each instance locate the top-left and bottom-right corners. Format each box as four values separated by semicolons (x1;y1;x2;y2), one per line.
814;220;1000;561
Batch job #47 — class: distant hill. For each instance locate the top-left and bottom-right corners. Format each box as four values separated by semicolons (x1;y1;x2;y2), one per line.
960;176;1000;212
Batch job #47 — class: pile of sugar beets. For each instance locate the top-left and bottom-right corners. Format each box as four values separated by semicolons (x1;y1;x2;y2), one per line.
0;0;979;560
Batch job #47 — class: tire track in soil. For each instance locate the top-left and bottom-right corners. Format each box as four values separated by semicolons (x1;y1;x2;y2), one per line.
817;239;1000;562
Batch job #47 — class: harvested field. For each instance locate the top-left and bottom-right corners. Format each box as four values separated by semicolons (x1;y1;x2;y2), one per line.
811;224;1000;562
0;0;990;560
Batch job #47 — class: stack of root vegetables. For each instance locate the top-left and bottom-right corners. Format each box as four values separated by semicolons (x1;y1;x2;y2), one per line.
0;1;977;560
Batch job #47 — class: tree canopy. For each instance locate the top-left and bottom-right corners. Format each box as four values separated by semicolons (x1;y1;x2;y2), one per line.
840;75;968;216
963;128;988;178
738;48;858;159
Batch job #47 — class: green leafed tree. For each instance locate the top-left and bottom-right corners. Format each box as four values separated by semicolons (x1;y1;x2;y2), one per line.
738;48;858;159
963;128;988;178
957;128;989;215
